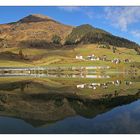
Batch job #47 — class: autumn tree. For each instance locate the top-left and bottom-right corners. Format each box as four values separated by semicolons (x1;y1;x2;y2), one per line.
112;46;116;53
19;49;24;59
52;35;61;44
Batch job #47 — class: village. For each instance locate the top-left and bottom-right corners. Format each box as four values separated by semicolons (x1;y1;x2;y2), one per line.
75;54;131;64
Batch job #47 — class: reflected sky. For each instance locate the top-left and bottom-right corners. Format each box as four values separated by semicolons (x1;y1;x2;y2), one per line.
0;74;139;134
0;99;140;133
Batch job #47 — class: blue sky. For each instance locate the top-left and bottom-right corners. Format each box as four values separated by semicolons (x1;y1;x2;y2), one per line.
0;6;140;44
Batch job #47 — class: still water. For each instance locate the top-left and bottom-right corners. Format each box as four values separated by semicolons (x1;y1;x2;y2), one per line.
0;72;139;134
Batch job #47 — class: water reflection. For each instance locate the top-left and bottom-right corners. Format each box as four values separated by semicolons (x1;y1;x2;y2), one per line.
0;74;139;133
76;80;133;90
0;73;110;79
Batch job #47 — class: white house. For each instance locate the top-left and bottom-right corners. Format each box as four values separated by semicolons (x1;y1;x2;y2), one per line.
87;54;99;61
76;55;83;60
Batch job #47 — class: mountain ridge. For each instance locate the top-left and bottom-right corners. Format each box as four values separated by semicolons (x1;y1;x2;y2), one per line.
0;14;139;54
17;14;59;23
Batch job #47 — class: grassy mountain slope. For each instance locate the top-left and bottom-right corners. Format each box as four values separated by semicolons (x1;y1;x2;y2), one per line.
65;24;110;44
0;14;73;48
0;14;139;69
65;24;140;54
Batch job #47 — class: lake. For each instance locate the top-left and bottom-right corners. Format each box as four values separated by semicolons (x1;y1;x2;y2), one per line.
0;70;139;134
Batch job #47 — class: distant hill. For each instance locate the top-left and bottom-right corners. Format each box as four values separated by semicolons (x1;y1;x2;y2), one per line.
0;14;139;54
65;24;140;54
17;14;57;23
0;14;73;48
65;24;110;44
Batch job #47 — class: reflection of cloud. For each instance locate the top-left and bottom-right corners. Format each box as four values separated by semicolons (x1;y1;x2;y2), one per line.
104;7;140;31
95;102;140;133
131;30;140;38
115;109;140;133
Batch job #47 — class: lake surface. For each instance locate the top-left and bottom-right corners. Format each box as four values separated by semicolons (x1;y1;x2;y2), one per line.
0;71;139;134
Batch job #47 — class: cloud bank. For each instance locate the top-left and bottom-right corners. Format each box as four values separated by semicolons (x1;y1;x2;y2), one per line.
104;7;140;31
58;7;94;19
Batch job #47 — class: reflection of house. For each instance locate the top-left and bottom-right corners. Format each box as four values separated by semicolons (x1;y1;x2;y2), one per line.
125;81;132;85
77;84;85;88
124;59;130;63
76;55;83;60
112;58;121;64
91;83;101;86
99;55;107;61
112;80;121;86
76;80;133;90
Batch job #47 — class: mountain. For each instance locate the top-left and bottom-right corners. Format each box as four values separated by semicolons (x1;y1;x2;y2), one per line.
0;14;73;48
18;14;56;23
0;14;140;67
0;14;139;50
65;24;110;45
65;24;140;54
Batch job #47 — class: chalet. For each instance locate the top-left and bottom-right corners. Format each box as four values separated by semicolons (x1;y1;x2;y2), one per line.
75;55;83;60
87;54;99;61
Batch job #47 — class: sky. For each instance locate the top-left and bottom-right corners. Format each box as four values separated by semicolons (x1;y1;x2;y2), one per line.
0;6;140;44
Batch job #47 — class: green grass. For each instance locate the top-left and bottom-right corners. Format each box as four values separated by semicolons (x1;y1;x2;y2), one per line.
0;44;139;70
0;60;33;67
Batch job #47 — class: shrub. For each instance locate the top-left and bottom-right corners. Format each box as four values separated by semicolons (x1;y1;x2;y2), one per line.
52;35;61;44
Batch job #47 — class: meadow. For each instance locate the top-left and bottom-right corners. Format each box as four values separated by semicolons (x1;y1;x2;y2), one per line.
0;44;139;73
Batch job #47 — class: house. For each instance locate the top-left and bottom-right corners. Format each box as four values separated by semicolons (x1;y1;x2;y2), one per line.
76;55;83;60
87;54;99;61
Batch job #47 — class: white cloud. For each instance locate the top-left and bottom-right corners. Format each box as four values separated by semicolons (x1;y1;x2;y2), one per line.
85;11;94;19
58;7;81;12
104;7;140;31
131;30;140;38
58;6;94;19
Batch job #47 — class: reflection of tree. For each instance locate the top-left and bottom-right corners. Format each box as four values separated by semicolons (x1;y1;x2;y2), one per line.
114;90;118;96
54;98;64;107
0;88;140;127
0;81;31;91
18;49;24;59
68;90;140;119
20;83;26;92
0;77;139;127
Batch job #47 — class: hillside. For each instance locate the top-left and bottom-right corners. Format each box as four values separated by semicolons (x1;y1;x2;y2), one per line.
0;14;73;48
65;24;110;44
0;14;139;50
0;14;140;69
65;24;140;54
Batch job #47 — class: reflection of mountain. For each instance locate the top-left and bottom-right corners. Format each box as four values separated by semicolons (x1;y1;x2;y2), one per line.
0;79;140;127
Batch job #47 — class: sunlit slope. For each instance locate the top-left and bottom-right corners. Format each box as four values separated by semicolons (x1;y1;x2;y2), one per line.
0;44;140;69
0;14;139;68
